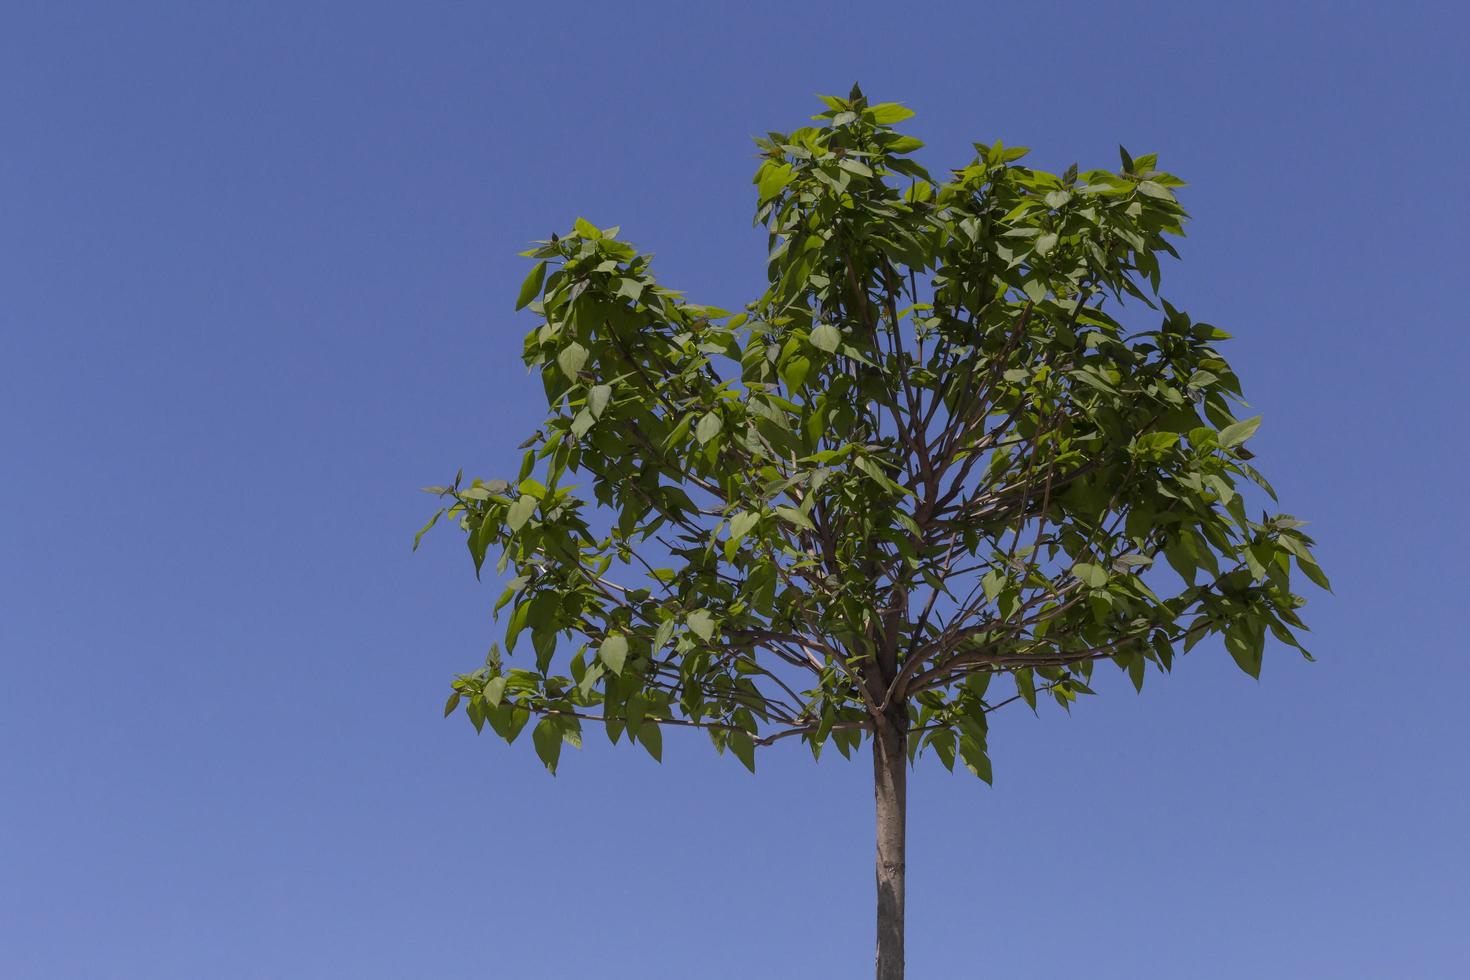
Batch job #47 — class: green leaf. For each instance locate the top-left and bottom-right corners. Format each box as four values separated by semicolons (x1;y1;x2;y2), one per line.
664;413;693;448
964;671;991;700
532;718;563;774
686;610;716;641
443;691;461;717
577;661;604;700
1296;555;1333;592
1136;431;1180;454
958;735;992;784
729;731;756;773
1163;540;1196;584
599;634;629;675
413;508;445;551
506;494;537;531
615;277;644;304
1073;562;1110;589
775;505;814;531
1127;654;1146;692
515;261;548;310
981;569;1004;602
729;510;760;544
757;162;794;201
1225;627;1263;679
925;730;955;771
502;705;530;744
587;384;613;418
868;103;915;124
638;722;662;762
781;355;812;391
557;342;589;381
1015;668;1037;710
1218;416;1261;448
573;216;602;239
695;412;723;445
809;324;841;352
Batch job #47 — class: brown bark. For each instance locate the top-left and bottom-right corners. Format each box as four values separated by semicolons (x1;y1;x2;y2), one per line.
873;711;907;980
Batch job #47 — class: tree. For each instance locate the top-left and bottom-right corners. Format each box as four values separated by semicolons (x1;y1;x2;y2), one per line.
419;86;1327;979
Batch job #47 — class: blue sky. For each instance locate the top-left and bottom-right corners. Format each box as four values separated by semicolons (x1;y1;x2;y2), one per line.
3;2;1466;977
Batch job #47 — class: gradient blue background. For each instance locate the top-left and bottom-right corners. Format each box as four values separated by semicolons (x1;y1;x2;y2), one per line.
4;3;1466;977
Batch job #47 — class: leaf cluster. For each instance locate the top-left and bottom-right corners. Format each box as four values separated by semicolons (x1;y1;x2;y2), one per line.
422;85;1326;778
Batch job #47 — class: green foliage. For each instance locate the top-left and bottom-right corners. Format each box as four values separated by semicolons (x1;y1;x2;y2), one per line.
424;87;1325;780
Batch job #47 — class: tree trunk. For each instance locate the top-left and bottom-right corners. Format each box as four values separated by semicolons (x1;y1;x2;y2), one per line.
873;712;907;980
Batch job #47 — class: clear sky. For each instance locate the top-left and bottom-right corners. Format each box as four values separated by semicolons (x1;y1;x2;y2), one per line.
3;2;1466;977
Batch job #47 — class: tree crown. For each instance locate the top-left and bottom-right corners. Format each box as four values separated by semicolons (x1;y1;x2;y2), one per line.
422;86;1326;778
